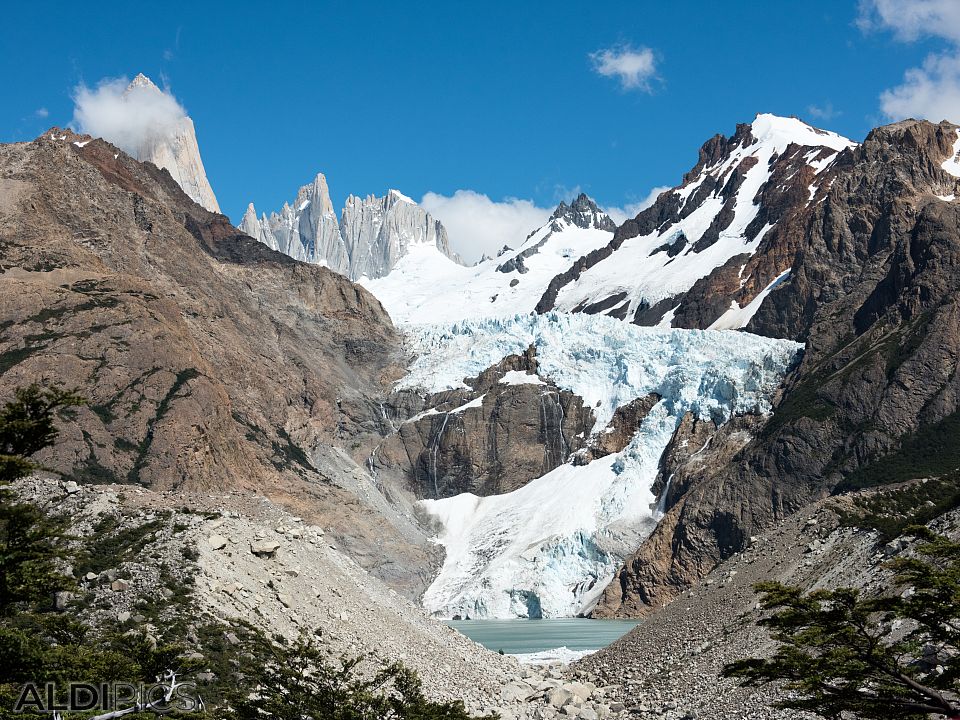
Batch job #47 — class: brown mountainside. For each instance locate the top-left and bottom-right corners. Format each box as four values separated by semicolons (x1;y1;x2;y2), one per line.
0;129;442;596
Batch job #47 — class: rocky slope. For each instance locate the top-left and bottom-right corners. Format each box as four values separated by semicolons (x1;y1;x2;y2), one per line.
576;491;960;719
594;118;960;616
120;74;221;213
12;475;529;716
0;128;442;598
242;179;460;280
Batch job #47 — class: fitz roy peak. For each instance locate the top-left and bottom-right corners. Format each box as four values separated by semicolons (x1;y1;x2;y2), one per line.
241;177;461;281
122;74;221;213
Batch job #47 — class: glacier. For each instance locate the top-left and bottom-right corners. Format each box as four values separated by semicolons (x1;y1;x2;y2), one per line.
402;313;803;618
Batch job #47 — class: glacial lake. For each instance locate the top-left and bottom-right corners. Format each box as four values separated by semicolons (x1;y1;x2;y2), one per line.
447;618;640;663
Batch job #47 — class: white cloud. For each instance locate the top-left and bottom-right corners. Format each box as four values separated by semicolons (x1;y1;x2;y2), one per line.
860;0;960;122
880;51;960;122
420;190;551;263
34;107;49;119
857;0;960;43
606;186;672;225
71;76;188;156
589;45;658;92
807;103;841;121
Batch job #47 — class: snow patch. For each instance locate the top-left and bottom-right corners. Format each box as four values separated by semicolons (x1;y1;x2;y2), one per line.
942;129;960;178
708;269;791;331
363;221;614;325
512;647;591;665
500;370;546;386
389;189;416;205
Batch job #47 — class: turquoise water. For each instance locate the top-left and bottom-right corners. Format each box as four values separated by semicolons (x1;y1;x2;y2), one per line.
446;618;639;655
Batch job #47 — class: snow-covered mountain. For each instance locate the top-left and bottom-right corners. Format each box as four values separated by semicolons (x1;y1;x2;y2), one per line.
364;114;855;332
539;114;857;329
123;74;221;213
241;178;460;281
361;193;617;324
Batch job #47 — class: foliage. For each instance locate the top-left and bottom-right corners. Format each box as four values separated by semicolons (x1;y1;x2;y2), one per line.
223;632;494;720
836;410;960;492
0;384;83;484
837;473;960;541
723;529;960;718
0;384;82;614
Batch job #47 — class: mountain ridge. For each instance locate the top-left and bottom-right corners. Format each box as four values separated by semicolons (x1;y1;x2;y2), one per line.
241;174;462;281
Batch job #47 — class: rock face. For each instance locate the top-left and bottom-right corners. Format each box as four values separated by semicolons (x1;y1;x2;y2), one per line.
593;118;960;616
552;193;618;232
240;173;348;271
243;183;460;280
0;128;444;598
120;74;221;213
341;190;458;280
374;347;595;498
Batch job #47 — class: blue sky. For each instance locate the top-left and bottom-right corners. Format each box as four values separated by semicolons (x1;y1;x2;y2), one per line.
3;0;959;260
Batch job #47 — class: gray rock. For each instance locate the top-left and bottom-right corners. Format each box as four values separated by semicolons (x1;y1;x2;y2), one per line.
547;688;575;708
53;591;74;611
251;540;281;557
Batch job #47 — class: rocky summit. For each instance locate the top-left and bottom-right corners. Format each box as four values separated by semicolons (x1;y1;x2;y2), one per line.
242;179;461;280
121;74;221;213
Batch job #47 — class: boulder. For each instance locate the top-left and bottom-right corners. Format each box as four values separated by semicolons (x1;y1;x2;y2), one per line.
250;540;281;557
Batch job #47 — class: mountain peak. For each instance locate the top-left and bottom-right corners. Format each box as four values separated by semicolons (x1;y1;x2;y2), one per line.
748;113;855;153
550;193;616;232
388;189;416;205
127;73;161;94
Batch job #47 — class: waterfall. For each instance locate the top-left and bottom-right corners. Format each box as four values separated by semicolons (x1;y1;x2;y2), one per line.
554;392;568;460
655;473;674;517
379;402;397;433
430;413;451;498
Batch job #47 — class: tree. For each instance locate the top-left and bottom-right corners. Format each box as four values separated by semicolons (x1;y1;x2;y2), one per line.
0;384;82;614
723;528;960;719
224;632;494;720
0;384;83;485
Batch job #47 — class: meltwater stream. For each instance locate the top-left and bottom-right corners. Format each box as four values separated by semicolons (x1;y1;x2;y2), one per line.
447;619;639;664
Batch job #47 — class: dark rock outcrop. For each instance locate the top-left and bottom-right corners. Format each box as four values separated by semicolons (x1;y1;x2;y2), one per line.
375;348;595;498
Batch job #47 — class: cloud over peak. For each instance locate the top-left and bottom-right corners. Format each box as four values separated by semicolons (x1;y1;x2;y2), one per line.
589;45;658;92
71;75;189;156
420;190;551;264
